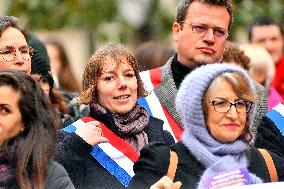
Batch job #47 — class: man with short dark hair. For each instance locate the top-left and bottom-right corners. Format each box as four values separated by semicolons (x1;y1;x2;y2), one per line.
249;16;284;99
139;0;268;141
172;0;232;68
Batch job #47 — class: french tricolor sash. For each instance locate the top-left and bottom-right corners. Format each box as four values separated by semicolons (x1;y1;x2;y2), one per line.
266;103;284;136
62;117;139;187
138;68;183;141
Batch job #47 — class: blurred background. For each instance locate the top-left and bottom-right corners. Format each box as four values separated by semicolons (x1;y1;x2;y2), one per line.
1;0;283;81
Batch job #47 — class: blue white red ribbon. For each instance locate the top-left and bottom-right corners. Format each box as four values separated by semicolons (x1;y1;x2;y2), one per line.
139;69;183;141
266;103;284;136
62;117;139;187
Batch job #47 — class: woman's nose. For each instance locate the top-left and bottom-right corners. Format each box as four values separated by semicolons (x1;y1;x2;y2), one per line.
226;105;239;119
118;76;127;88
14;50;25;63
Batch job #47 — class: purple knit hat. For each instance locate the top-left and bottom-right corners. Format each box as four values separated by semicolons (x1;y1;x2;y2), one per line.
175;63;257;135
176;63;263;188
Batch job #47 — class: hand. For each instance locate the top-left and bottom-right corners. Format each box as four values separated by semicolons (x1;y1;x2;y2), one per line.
75;121;108;146
150;176;182;189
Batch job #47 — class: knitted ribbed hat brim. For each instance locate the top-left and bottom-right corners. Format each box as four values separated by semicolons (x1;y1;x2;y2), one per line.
175;63;256;132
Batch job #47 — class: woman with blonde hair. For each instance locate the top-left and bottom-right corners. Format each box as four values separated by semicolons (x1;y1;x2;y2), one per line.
240;44;283;110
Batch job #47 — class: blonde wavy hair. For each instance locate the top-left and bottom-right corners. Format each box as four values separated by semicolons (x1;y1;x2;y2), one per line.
240;44;275;88
77;43;147;105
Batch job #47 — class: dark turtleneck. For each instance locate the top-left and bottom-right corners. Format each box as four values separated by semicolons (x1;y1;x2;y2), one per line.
171;54;194;89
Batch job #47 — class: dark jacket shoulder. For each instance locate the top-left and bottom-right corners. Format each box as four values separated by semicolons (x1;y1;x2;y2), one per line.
248;147;284;182
144;116;175;146
128;142;203;189
254;116;284;157
128;142;171;189
45;161;75;189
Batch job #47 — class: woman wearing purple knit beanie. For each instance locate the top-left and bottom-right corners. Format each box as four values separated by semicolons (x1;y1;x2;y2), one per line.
128;63;284;189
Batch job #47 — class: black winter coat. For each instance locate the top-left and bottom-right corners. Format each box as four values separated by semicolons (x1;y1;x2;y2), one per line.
128;142;284;189
55;116;175;189
0;160;75;189
255;116;284;157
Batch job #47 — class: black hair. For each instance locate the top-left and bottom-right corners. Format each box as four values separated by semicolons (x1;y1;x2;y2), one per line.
248;16;284;41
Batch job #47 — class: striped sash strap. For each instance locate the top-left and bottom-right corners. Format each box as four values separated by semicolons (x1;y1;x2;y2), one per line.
139;68;183;141
266;103;284;136
62;117;139;187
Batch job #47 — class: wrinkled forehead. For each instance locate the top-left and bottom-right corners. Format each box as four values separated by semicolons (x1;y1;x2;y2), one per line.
100;56;134;73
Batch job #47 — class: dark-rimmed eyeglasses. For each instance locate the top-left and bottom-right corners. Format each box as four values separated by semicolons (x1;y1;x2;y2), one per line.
180;21;229;40
209;99;252;113
0;45;34;62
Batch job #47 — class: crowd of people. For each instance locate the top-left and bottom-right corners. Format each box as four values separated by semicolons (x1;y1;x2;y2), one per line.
0;0;284;188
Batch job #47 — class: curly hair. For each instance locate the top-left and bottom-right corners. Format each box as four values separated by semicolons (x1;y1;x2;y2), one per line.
77;43;147;105
223;42;250;71
240;44;275;88
0;70;58;189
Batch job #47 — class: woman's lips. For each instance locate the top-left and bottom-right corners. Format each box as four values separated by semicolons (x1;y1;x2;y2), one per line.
223;123;239;128
113;95;130;99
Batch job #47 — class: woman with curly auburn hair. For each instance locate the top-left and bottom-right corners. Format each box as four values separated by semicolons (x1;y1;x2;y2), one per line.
56;43;175;189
